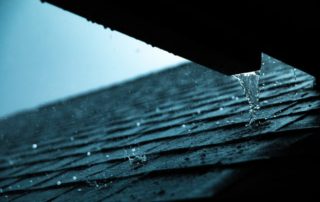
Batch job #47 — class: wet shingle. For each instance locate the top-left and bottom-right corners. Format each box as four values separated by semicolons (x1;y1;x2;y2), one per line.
0;59;319;201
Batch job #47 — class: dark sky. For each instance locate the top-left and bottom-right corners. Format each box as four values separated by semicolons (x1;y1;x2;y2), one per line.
0;0;186;117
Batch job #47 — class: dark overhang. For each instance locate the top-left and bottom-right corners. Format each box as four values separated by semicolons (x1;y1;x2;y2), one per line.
42;1;320;78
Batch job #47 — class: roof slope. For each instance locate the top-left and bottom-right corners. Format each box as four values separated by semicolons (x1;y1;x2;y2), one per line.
0;55;320;201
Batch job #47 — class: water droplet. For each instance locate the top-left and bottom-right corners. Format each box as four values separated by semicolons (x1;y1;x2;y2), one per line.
181;124;186;128
233;71;261;125
87;151;91;156
29;180;33;183
77;188;82;192
136;122;141;127
292;68;297;82
219;107;224;111
57;181;62;186
32;144;37;149
131;148;136;152
155;107;160;113
215;121;220;125
231;95;238;100
72;176;77;181
106;154;110;158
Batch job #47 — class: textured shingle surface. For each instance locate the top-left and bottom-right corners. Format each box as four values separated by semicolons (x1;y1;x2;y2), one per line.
0;55;320;201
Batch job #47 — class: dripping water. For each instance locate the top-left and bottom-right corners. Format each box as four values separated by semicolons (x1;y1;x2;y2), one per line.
233;71;261;126
292;68;297;82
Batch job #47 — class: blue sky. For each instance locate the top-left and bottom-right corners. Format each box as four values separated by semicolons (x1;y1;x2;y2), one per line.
0;0;187;117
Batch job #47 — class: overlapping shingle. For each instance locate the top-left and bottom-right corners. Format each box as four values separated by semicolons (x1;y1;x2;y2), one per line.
0;55;319;201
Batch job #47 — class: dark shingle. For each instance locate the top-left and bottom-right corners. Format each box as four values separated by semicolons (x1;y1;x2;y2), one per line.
0;56;319;201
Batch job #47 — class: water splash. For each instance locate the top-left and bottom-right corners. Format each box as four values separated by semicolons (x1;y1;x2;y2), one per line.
291;67;299;96
233;71;261;126
86;180;103;189
125;147;147;166
292;68;297;82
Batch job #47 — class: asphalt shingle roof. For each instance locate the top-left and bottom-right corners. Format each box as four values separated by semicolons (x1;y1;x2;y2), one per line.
0;55;319;201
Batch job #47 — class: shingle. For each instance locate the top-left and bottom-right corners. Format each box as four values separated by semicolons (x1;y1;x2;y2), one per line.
1;58;319;201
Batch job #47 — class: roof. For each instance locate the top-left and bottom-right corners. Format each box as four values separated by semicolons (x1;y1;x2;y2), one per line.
43;0;320;78
0;55;320;201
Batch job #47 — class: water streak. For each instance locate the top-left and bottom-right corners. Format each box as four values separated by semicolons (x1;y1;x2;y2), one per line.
233;71;261;125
